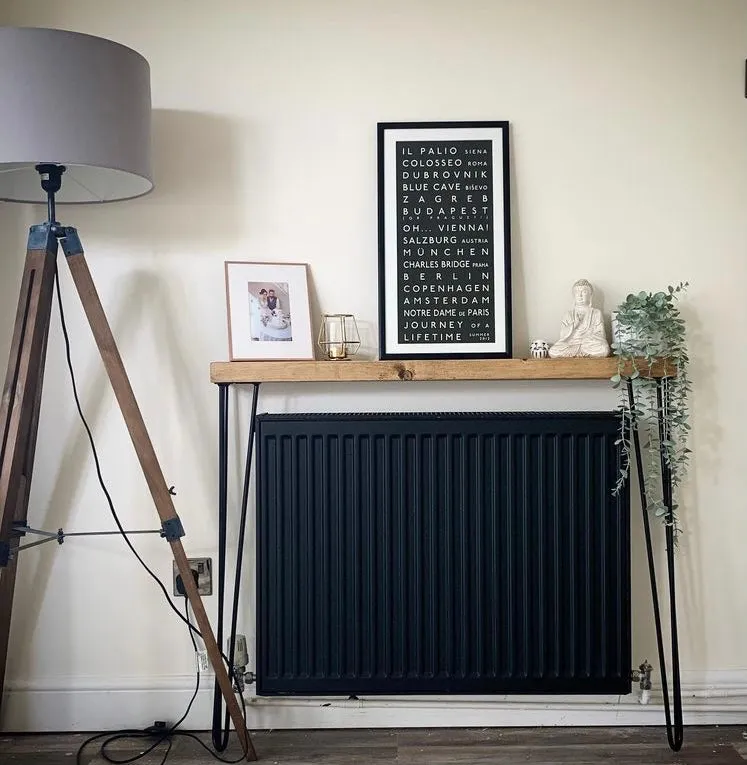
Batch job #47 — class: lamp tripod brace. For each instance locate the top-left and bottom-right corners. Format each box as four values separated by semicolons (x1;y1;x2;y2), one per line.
0;165;256;760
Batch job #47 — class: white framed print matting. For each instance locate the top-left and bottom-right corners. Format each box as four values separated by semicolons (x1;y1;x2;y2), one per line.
225;261;314;360
377;120;512;360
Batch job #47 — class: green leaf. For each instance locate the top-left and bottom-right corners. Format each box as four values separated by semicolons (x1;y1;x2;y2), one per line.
611;282;690;537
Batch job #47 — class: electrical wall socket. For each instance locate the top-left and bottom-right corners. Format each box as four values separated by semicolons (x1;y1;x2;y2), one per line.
173;557;213;596
196;650;210;673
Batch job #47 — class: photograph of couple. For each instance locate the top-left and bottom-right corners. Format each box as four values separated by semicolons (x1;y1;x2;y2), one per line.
248;281;293;341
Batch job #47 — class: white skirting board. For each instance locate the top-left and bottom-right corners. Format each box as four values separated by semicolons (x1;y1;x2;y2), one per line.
2;671;747;732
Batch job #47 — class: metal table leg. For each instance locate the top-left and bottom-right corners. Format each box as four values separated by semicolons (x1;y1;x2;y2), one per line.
213;382;261;751
627;378;684;752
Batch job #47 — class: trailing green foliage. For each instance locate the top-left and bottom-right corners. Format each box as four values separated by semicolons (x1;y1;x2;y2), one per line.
610;283;691;534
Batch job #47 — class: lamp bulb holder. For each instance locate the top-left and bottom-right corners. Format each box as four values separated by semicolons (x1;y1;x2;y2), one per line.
35;163;65;194
35;163;66;229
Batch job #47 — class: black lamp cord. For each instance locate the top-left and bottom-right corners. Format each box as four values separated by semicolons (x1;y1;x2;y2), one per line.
76;599;245;765
49;266;248;763
77;598;246;765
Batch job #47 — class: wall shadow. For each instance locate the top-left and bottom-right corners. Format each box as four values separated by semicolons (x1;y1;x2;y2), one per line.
672;302;710;662
507;127;527;358
2;108;247;677
148;276;220;499
48;110;245;249
8;271;157;663
0;206;33;364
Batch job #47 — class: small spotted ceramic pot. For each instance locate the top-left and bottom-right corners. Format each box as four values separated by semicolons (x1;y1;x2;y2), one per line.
529;339;550;359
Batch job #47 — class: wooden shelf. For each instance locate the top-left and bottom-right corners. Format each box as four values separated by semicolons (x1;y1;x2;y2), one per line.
210;358;671;384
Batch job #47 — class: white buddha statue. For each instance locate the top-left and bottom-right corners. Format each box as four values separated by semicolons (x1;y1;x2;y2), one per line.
548;279;610;358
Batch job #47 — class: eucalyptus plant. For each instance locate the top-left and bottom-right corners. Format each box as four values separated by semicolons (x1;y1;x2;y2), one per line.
610;283;691;534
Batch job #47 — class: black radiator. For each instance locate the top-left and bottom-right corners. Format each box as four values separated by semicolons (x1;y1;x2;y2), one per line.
256;412;630;696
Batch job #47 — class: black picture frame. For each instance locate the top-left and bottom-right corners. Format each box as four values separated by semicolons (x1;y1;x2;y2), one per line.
377;120;512;360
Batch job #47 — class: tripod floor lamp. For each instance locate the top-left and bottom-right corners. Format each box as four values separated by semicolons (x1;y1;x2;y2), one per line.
0;27;255;760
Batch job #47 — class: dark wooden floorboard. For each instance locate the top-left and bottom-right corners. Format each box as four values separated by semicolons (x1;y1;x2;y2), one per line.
1;727;744;764
394;727;746;747
396;743;745;765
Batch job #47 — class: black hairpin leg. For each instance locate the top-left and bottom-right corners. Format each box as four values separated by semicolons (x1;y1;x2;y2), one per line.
213;382;230;749
213;382;261;751
229;382;260;675
627;378;684;752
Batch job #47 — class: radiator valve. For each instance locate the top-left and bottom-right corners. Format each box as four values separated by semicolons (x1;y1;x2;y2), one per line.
636;659;653;704
228;633;249;693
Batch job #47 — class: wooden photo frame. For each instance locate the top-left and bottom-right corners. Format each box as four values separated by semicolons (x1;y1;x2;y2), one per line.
377;121;512;360
225;261;314;360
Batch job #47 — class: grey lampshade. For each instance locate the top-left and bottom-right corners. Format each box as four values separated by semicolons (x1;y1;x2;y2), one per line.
0;27;152;204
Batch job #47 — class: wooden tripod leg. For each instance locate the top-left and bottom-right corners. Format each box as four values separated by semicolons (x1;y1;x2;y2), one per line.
0;226;58;710
61;233;257;761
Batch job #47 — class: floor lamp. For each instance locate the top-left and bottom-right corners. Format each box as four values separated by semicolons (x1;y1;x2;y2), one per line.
0;27;255;760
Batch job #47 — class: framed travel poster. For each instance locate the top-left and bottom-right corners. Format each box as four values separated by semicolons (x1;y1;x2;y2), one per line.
377;121;512;360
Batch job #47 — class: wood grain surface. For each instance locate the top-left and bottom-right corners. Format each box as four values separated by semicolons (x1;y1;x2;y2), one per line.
210;357;673;384
1;726;744;764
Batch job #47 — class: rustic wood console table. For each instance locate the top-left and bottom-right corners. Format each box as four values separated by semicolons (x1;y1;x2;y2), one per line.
209;357;682;753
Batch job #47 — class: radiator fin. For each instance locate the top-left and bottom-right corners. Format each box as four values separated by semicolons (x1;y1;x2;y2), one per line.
257;413;630;696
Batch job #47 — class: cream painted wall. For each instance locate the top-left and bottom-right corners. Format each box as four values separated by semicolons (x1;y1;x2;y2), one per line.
0;0;746;730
